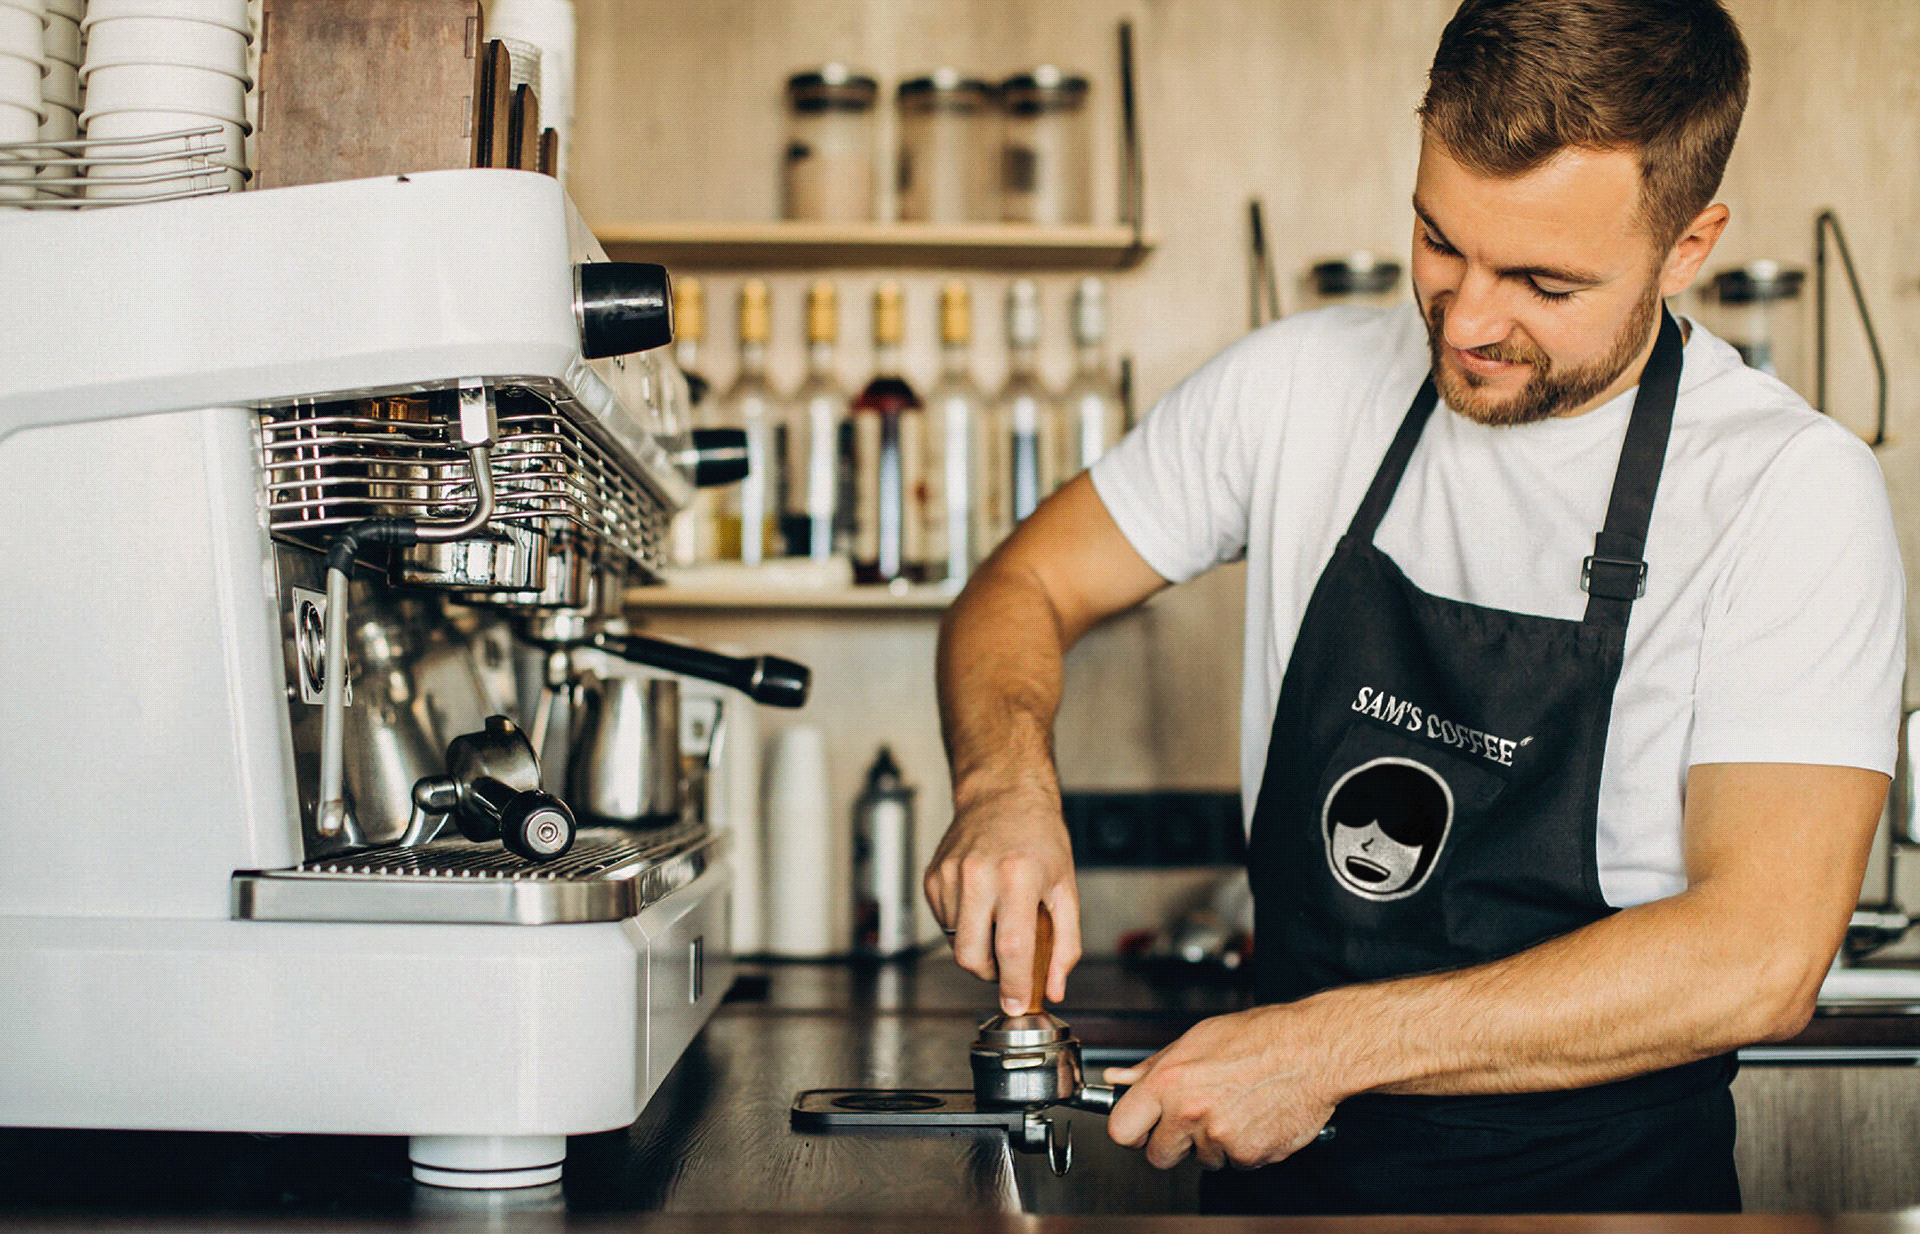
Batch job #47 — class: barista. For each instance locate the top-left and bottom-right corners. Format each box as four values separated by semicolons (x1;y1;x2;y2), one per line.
923;0;1905;1215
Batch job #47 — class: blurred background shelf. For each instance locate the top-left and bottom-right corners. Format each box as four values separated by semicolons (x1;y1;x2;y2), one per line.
594;220;1155;270
628;583;956;612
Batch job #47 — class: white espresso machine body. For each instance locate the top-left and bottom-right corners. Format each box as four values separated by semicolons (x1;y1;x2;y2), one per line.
0;170;733;1189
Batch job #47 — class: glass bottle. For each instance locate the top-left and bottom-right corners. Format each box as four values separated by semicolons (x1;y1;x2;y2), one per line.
1061;277;1125;474
673;275;712;411
718;279;781;566
781;279;850;560
672;276;718;565
923;281;989;585
996;278;1060;529
850;281;927;585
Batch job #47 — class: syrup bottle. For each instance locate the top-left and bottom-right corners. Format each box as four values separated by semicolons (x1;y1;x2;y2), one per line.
850;281;927;585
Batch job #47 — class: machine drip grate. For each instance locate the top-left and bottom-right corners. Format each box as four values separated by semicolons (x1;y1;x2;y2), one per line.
294;822;710;880
257;391;674;580
233;824;724;925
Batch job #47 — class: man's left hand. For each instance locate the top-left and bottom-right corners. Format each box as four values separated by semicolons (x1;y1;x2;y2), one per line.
1102;1005;1341;1170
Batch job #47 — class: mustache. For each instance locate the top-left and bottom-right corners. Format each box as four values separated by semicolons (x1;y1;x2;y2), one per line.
1425;300;1548;367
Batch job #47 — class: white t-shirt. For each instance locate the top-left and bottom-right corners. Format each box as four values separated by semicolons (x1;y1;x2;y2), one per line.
1090;304;1906;907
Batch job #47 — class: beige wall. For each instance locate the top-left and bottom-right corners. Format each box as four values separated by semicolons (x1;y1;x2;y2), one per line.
566;1;1920;946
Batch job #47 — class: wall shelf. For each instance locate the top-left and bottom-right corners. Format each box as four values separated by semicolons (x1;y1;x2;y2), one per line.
626;582;955;612
594;220;1155;271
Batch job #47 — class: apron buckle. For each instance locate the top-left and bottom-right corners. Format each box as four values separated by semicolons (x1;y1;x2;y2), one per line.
1582;554;1648;600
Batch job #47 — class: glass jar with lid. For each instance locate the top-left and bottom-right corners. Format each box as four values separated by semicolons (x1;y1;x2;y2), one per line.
1696;260;1807;396
997;66;1091;226
895;68;997;224
783;64;879;222
1304;253;1405;312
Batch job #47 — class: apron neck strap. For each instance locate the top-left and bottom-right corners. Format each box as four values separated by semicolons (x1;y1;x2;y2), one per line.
1345;376;1440;545
1344;307;1686;629
1582;307;1683;628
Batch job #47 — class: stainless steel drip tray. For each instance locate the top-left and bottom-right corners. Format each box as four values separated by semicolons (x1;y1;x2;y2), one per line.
231;823;725;925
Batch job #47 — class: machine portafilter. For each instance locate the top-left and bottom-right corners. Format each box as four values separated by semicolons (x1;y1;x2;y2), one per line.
969;907;1127;1115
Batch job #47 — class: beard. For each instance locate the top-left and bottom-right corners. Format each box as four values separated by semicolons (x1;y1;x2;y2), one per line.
1424;286;1662;427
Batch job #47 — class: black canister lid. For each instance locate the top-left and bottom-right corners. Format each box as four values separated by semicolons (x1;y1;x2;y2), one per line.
1310;254;1403;297
999;66;1088;115
1711;261;1805;304
898;67;994;110
787;64;878;112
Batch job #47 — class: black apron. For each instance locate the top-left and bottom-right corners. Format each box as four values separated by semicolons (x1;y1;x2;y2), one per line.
1206;311;1740;1215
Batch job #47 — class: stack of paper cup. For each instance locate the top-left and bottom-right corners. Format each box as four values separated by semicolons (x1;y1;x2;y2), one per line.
36;0;80;197
761;724;837;958
0;0;45;203
79;0;251;200
486;0;573;180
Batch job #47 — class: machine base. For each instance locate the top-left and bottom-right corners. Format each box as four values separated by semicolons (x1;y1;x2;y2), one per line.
0;867;731;1189
410;1135;567;1189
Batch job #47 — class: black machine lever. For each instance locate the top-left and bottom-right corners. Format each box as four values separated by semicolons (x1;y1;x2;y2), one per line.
594;632;810;709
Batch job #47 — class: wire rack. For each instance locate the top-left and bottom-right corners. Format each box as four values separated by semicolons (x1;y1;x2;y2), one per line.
0;122;245;207
259;391;675;582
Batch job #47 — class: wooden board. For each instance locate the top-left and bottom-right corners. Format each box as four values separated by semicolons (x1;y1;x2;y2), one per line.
254;0;485;189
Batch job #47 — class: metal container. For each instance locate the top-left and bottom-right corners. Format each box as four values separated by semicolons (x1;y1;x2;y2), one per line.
969;1012;1082;1108
567;672;682;824
851;745;916;957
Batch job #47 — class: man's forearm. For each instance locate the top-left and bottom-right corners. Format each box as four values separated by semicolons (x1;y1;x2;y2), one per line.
1307;885;1825;1100
936;561;1070;807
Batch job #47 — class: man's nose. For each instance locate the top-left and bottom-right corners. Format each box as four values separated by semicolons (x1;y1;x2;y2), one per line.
1439;271;1514;351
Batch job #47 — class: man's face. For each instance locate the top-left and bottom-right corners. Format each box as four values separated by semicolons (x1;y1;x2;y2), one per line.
1410;139;1671;426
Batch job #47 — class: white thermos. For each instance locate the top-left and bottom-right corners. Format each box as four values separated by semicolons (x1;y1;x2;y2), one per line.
851;746;916;958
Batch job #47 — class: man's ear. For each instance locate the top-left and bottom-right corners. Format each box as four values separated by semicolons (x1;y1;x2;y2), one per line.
1660;203;1731;298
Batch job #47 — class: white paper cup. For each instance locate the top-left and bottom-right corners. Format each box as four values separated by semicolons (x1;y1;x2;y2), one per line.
38;53;72;108
41;10;75;66
83;17;249;80
0;50;43;118
0;95;37;198
83;107;248;147
34;103;77;196
82;0;250;39
79;61;245;120
84;162;239;198
0;4;44;66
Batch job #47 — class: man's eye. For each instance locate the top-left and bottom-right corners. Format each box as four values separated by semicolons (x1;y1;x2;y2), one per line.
1528;280;1577;304
1418;230;1456;256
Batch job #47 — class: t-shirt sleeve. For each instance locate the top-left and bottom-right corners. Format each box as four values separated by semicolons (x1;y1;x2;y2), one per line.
1690;422;1907;773
1088;332;1275;584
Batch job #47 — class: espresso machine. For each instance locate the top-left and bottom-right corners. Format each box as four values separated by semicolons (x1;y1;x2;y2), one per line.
0;168;797;1188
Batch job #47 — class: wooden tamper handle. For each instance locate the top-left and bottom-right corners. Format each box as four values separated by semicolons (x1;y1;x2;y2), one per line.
1027;904;1053;1014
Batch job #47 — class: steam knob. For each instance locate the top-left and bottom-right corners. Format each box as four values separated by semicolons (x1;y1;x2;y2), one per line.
576;261;673;359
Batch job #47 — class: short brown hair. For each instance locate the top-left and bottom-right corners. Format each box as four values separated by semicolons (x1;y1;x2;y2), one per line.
1418;0;1749;248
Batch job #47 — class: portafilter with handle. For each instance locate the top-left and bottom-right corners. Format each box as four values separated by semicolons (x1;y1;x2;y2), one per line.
969;907;1126;1113
970;906;1337;1140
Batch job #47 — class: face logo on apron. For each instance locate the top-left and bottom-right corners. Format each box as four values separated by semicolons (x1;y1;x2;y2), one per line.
1322;756;1454;901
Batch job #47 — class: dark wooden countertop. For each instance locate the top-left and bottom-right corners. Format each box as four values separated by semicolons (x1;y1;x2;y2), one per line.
3;955;1919;1230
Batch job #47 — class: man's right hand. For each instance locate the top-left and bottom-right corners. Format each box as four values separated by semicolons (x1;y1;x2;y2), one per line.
923;779;1081;1016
